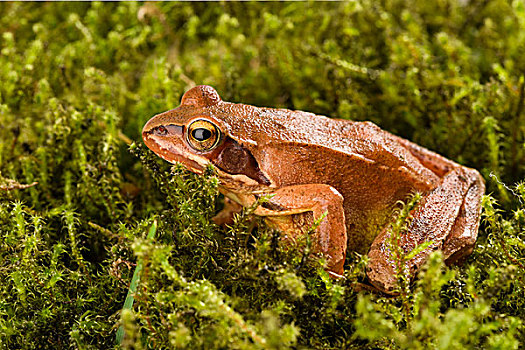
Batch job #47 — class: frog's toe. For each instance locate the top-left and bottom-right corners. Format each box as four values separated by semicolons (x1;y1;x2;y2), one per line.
366;254;399;294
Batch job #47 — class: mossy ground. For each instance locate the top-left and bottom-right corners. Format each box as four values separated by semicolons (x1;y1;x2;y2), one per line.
0;1;524;349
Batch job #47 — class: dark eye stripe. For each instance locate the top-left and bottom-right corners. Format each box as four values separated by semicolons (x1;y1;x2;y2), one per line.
166;125;183;135
152;125;182;136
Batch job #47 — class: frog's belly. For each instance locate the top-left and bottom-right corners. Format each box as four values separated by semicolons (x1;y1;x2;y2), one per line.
344;205;397;254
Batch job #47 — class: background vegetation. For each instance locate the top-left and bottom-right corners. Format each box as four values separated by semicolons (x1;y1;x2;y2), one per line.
0;1;524;349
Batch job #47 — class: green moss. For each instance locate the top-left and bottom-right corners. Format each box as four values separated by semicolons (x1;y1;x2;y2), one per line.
0;1;524;349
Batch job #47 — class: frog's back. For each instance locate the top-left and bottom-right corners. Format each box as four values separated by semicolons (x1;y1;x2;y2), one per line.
217;103;439;189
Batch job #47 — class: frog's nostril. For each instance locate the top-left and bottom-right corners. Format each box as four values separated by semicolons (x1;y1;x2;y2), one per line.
156;125;168;136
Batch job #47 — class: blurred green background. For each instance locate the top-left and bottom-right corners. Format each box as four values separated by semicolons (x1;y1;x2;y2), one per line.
0;1;524;349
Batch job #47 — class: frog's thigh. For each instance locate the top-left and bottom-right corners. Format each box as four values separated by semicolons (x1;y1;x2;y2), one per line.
367;168;483;293
262;184;347;275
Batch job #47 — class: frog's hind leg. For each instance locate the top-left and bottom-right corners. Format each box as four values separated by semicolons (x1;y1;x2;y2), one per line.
386;133;486;264
367;167;485;294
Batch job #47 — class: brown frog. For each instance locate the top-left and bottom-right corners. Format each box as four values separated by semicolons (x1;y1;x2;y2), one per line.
142;85;485;293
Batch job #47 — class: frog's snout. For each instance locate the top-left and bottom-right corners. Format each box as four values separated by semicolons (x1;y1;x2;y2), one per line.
142;118;155;138
142;116;160;138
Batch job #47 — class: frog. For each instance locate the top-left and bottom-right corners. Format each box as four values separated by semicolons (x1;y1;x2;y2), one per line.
142;85;485;294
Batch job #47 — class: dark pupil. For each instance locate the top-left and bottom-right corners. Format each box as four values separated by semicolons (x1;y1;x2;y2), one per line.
192;128;212;141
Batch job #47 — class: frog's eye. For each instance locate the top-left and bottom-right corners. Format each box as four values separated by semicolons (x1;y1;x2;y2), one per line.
186;119;221;152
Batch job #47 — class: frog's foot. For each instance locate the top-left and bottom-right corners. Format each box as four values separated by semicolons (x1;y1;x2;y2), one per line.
442;169;485;265
367;167;485;294
212;196;243;226
257;184;347;275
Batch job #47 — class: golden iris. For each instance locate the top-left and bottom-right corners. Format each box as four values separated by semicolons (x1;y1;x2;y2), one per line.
186;119;221;151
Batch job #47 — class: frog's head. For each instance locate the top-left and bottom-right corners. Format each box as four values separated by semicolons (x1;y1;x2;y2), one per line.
142;85;272;191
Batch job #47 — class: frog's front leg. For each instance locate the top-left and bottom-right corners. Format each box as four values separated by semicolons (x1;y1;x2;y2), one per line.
367;166;484;294
255;184;347;276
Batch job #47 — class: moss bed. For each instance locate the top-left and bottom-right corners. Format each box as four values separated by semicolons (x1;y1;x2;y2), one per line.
0;2;524;349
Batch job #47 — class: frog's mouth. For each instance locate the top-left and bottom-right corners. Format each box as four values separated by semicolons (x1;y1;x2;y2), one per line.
142;128;206;174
